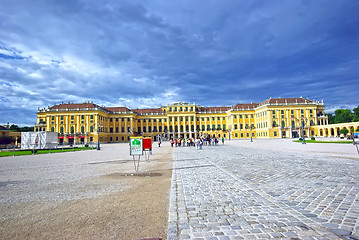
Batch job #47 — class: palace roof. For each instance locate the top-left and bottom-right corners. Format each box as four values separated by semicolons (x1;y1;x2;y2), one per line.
261;97;312;105
49;102;100;110
105;107;132;113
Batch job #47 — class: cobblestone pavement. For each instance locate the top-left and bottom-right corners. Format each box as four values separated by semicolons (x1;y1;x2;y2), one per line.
167;144;359;240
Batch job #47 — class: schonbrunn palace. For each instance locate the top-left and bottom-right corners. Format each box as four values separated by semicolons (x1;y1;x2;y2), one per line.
34;97;345;145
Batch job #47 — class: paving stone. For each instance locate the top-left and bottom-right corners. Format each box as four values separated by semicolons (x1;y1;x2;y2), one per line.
167;145;359;240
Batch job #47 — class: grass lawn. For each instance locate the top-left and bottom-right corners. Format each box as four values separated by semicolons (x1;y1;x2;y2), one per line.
293;140;353;144
0;147;96;157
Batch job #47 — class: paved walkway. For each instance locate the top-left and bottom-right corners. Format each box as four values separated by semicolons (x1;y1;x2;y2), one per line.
167;143;359;240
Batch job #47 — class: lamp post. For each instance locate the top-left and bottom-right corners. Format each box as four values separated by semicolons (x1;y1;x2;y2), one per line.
301;117;308;144
295;117;308;144
246;124;255;142
96;123;102;150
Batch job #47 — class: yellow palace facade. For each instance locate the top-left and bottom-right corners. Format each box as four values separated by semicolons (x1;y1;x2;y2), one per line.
35;97;328;144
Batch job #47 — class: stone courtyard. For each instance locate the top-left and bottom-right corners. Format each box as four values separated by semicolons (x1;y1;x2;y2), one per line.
168;140;359;240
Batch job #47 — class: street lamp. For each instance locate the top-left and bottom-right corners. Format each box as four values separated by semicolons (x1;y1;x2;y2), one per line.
96;123;102;150
295;117;308;144
301;117;308;144
246;124;255;142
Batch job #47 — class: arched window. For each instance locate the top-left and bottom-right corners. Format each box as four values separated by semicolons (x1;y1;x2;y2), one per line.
71;126;74;133
272;121;277;127
281;121;285;128
51;127;54;132
159;126;162;132
175;125;178;132
180;125;184;132
81;126;85;133
60;127;64;133
291;121;295;128
90;126;93;132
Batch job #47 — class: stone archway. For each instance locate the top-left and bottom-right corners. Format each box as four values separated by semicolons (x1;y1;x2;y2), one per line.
331;128;335;136
319;129;323;136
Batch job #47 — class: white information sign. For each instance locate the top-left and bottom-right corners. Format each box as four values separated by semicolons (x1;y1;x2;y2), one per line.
130;137;143;156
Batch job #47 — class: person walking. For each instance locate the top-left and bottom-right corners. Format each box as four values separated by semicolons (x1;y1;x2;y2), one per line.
222;137;225;144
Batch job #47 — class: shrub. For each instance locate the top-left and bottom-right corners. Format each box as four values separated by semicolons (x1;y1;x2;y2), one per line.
299;138;302;141
340;137;344;139
85;144;89;147
311;137;315;140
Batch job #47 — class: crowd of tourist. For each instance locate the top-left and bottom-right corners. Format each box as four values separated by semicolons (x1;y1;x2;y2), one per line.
169;136;224;150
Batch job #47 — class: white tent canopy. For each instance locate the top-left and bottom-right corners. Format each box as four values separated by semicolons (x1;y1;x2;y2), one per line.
21;132;58;150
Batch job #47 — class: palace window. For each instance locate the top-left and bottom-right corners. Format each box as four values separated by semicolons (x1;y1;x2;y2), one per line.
90;126;93;132
51;127;54;132
61;116;64;120
143;126;146;132
148;126;152;132
71;116;74;120
234;124;238;130
70;127;74;133
81;126;84;133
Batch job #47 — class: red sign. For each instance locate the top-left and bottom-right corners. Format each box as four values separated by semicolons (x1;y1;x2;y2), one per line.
67;136;74;139
58;136;64;139
143;137;152;151
79;136;85;138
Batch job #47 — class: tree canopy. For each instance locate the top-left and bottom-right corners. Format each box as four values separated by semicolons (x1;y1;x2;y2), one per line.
326;106;358;124
9;124;34;132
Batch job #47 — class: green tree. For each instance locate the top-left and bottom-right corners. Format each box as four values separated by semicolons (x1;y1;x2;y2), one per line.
334;109;353;123
353;106;359;122
19;126;34;132
325;113;335;124
339;128;349;136
9;124;20;131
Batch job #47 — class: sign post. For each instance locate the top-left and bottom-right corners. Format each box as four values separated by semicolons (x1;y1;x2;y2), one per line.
143;137;152;161
353;133;359;155
130;137;143;171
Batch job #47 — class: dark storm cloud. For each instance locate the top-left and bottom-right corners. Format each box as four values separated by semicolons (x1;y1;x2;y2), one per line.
0;0;358;125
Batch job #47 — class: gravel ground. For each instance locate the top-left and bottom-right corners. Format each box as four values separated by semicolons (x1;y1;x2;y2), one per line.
0;143;173;240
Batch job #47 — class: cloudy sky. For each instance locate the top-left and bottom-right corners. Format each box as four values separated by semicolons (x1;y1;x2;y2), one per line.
1;0;358;126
